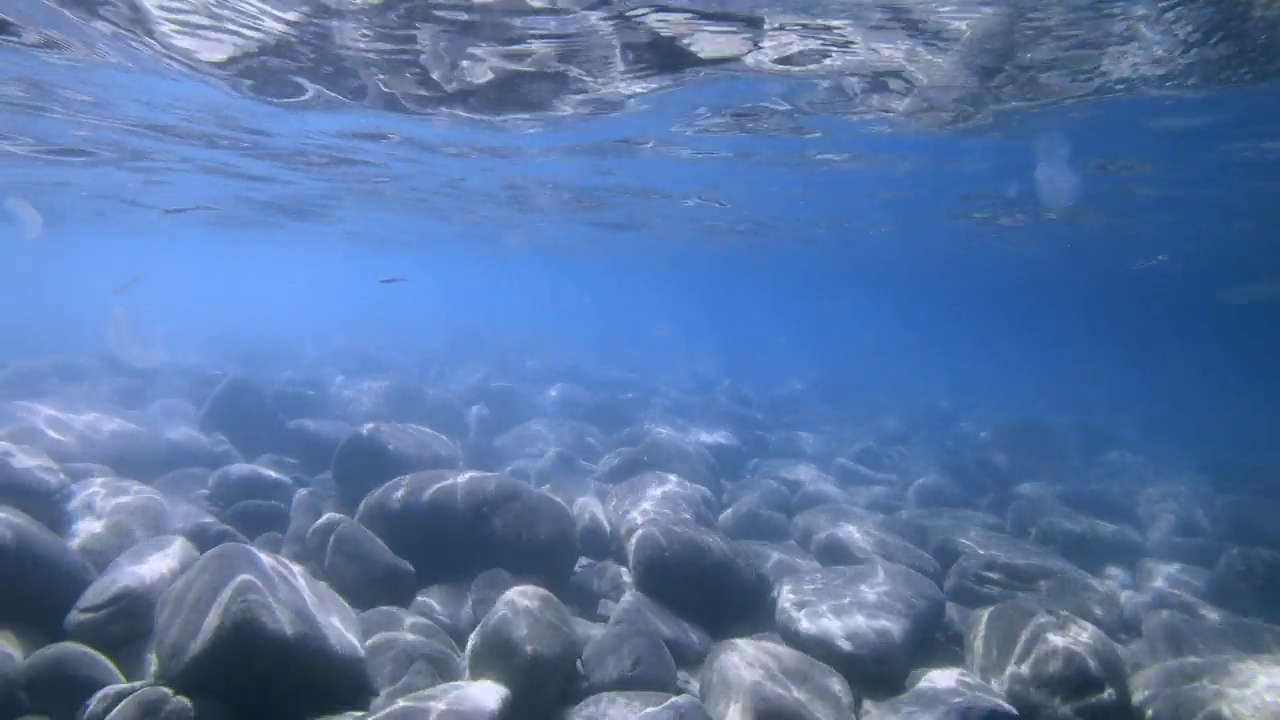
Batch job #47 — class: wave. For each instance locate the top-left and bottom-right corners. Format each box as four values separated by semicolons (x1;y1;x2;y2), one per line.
3;0;1279;128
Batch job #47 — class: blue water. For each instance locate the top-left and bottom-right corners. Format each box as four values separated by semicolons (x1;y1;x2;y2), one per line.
7;5;1280;719
2;33;1280;468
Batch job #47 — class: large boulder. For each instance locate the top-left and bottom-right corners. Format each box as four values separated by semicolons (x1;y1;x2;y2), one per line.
357;469;578;587
330;423;460;511
150;543;374;718
0;506;96;635
198;374;286;462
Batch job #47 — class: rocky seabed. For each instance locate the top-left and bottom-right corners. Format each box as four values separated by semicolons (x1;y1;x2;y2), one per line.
0;362;1277;720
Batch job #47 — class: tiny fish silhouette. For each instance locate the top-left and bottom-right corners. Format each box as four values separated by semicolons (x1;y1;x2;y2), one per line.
112;274;146;297
1130;254;1168;270
163;205;218;215
379;277;408;284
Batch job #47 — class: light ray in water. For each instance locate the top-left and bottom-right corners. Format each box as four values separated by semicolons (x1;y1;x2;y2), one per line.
1033;129;1081;213
108;303;169;369
4;196;43;241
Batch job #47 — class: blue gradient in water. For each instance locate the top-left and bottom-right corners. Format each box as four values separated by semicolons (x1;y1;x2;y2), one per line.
1;46;1279;466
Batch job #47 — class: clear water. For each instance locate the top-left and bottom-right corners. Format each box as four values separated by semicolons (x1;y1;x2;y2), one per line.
4;0;1279;463
3;2;1280;719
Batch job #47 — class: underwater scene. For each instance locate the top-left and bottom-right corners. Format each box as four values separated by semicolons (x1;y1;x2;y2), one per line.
2;0;1280;718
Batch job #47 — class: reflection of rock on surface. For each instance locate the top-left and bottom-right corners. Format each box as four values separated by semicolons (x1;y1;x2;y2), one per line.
109;304;168;369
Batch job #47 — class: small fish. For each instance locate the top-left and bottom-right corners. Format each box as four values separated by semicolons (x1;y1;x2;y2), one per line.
379;277;408;285
1130;254;1169;270
162;205;219;215
681;195;729;208
112;274;146;297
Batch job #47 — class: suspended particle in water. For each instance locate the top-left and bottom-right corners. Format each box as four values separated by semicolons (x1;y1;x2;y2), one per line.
4;196;43;240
